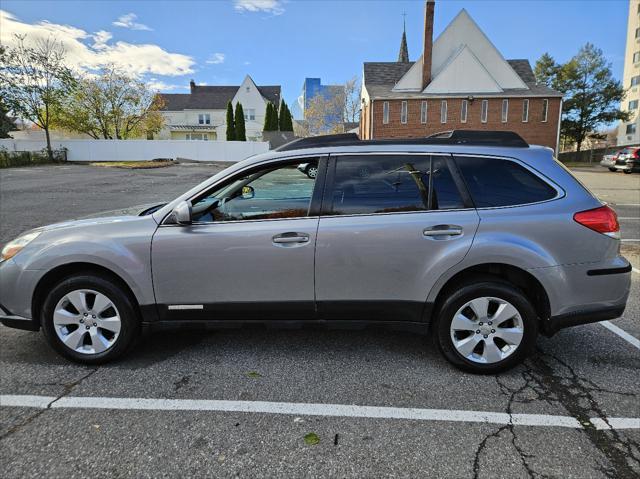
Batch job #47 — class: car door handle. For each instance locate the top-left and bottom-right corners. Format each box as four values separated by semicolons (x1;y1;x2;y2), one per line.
272;233;310;244
423;225;463;237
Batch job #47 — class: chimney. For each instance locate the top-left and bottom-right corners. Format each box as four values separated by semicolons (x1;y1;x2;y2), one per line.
189;79;196;93
422;0;435;89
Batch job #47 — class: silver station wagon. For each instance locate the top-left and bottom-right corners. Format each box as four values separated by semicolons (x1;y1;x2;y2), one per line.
0;131;631;373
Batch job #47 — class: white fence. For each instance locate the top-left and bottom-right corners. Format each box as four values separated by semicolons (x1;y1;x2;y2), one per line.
0;139;270;163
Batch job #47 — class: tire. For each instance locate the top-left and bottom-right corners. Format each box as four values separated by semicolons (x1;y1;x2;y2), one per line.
608;168;617;172
623;170;632;174
41;273;140;364
433;279;538;374
306;165;318;179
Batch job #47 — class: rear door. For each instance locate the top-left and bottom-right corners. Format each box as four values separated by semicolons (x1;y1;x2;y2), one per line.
314;153;480;322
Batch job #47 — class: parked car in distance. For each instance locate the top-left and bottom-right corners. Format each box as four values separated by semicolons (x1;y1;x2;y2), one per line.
0;131;631;373
600;153;618;172
614;147;640;174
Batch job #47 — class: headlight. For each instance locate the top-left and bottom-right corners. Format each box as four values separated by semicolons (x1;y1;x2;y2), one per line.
0;232;41;263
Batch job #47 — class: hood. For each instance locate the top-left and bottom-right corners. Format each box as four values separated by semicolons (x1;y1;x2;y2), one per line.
80;203;165;219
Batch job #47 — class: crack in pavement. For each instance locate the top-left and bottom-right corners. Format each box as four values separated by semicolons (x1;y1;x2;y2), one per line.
0;367;99;441
472;347;640;479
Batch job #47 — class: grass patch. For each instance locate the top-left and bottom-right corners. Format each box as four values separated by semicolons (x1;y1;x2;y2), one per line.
90;160;174;169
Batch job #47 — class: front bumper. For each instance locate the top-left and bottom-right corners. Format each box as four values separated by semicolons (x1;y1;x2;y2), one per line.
0;304;39;331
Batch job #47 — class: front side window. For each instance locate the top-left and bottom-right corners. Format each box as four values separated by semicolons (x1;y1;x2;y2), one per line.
522;99;529;122
191;160;318;222
501;99;508;122
400;101;408;124
440;100;447;123
198;114;211;125
455;156;557;207
421;101;428;123
382;101;389;124
329;155;464;216
461;100;468;123
481;100;488;123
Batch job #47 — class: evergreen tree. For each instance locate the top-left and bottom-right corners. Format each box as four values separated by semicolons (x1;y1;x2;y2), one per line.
282;103;294;131
278;100;286;131
271;102;279;131
0;101;17;139
235;102;246;141
534;53;560;88
225;101;235;141
263;102;274;131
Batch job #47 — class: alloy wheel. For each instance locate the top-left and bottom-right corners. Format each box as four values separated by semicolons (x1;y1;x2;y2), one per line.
449;296;524;364
53;289;122;355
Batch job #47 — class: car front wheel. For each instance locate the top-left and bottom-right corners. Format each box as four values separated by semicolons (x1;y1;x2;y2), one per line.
608;167;617;172
41;274;140;364
434;279;538;374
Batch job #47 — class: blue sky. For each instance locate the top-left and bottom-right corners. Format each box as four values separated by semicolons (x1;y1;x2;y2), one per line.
0;0;630;118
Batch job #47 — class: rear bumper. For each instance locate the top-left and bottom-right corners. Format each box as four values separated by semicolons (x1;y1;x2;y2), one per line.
542;305;626;336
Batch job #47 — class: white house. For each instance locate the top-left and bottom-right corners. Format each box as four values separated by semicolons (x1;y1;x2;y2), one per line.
157;75;281;141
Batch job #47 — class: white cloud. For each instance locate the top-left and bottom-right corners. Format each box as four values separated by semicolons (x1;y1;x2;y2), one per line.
146;79;185;92
113;13;152;31
206;52;225;64
243;61;251;65
0;10;194;77
234;0;285;15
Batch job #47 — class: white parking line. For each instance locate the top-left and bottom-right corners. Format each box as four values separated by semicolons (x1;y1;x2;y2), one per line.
633;267;640;274
621;239;640;243
618;217;640;220
1;395;638;430
600;321;640;350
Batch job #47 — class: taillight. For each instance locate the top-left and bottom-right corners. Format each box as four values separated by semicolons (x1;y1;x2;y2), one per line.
573;205;620;238
634;149;640;159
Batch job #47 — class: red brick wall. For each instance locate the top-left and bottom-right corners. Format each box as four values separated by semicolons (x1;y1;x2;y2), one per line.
363;97;561;151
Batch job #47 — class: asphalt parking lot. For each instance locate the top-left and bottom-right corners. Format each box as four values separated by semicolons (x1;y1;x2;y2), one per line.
0;163;638;478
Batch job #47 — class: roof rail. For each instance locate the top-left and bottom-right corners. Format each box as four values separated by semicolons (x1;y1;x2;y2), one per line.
275;130;529;152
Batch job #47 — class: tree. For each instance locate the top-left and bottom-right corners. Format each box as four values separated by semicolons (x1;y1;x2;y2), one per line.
271;102;279;130
304;92;345;136
0;100;17;138
554;43;628;152
53;65;164;139
534;53;561;88
263;102;274;131
343;76;361;123
235;102;246;141
279;100;293;132
0;35;76;160
226;101;235;140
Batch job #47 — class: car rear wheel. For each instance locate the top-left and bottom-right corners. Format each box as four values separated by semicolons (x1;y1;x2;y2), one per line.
434;279;538;374
623;170;632;174
41;274;140;364
306;165;318;179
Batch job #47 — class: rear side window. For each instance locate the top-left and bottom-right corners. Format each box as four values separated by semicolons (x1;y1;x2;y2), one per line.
329;155;464;215
455;156;557;207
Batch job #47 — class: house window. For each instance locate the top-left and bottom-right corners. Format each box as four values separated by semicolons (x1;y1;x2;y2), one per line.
634;52;640;63
542;99;549;122
400;101;408;124
246;86;250;92
481;100;488;123
501;99;508;123
632;76;640;87
630;100;639;110
626;123;637;135
382;101;389;124
440;100;447;124
186;133;209;141
636;27;640;38
198;114;211;125
420;101;427;123
460;100;468;123
244;108;256;121
522;99;529;122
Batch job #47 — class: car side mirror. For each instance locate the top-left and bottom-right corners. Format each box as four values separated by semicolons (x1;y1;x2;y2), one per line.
170;200;192;225
241;185;255;199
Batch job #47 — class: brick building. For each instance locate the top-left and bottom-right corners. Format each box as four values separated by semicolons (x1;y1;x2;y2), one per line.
360;1;563;152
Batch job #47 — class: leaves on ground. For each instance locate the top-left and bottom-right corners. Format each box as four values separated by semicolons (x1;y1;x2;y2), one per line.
304;432;320;445
245;371;262;379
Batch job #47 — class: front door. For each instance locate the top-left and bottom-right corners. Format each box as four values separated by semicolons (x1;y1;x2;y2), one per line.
151;158;324;321
315;154;480;322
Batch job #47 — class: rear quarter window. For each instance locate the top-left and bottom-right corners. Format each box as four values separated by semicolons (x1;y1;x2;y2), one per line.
454;156;557;207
